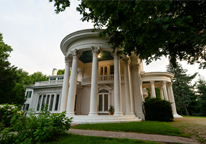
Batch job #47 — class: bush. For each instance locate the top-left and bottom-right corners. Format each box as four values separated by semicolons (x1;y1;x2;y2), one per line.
0;104;19;128
144;98;173;122
0;108;73;143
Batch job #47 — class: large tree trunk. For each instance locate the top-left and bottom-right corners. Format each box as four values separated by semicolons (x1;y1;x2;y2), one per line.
182;99;189;116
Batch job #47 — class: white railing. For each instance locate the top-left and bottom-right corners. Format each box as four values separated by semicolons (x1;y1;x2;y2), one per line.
34;80;63;86
82;74;124;85
34;80;81;86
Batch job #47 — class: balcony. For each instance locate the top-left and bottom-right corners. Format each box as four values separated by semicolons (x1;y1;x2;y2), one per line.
82;74;124;85
34;79;64;86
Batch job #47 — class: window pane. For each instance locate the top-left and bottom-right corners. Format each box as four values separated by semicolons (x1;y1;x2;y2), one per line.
105;67;107;75
37;95;42;111
110;65;114;74
46;95;50;109
26;91;28;98
26;104;29;111
49;95;54;111
55;94;60;111
99;94;102;111
104;94;108;111
100;67;103;75
41;95;46;110
29;91;32;98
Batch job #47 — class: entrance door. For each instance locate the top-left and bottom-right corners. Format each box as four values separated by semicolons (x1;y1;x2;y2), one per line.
98;93;109;113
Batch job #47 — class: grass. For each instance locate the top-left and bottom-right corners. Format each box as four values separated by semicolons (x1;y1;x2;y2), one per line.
72;121;185;137
183;115;206;118
45;133;159;144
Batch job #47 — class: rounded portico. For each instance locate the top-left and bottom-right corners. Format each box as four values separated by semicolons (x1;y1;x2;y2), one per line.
59;29;139;123
141;72;182;118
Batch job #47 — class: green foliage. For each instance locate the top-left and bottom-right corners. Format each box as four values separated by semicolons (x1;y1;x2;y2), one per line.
0;33;26;105
0;108;73;143
29;72;48;84
108;105;114;112
63;1;206;68
144;98;173;122
72;121;183;137
197;77;206;116
57;69;65;75
167;63;197;115
49;0;70;14
0;104;20;128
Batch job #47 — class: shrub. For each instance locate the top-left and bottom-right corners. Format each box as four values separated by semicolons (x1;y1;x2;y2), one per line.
0;108;73;143
0;104;19;128
144;98;173;122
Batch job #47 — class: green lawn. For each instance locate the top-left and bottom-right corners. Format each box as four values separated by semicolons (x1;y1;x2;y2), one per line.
72;121;185;137
183;115;206;118
45;133;158;144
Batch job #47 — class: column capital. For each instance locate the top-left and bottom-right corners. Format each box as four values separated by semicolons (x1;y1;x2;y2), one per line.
162;81;167;84
150;81;155;84
65;56;72;63
112;50;122;59
71;49;81;57
122;57;130;64
91;46;100;56
130;64;139;70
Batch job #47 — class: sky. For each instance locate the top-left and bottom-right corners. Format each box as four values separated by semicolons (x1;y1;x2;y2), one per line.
0;0;205;83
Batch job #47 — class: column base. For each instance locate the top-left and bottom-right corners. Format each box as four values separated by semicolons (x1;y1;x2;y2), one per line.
173;113;182;118
114;112;123;116
88;112;98;116
66;112;75;117
136;112;145;120
125;112;136;117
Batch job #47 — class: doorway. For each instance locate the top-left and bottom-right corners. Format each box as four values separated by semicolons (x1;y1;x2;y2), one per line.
98;89;110;113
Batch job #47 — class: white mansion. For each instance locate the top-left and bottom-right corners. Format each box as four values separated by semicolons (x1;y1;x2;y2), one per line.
24;29;182;123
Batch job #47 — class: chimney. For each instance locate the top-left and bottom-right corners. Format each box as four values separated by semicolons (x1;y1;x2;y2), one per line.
52;68;57;75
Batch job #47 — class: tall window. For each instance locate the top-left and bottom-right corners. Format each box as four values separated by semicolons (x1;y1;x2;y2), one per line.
22;104;29;111
110;65;114;75
26;91;32;98
36;93;61;112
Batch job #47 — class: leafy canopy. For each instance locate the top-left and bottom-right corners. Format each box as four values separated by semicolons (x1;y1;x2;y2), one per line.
51;0;206;68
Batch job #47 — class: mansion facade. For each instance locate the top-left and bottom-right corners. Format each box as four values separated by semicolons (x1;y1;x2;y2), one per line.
24;29;182;123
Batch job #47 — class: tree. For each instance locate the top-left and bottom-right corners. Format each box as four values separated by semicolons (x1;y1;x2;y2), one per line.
167;63;197;115
196;77;206;116
57;69;65;75
0;33;25;105
29;72;48;84
50;0;206;68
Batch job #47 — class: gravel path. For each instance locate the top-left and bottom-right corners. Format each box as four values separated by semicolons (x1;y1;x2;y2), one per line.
67;129;200;144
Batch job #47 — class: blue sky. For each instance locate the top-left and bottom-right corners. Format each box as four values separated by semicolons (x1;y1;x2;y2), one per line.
0;0;205;83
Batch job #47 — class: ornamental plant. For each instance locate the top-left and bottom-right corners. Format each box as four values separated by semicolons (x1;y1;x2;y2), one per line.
144;98;173;122
0;104;20;128
0;108;73;143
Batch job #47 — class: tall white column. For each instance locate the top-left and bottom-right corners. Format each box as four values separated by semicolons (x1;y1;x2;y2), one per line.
168;82;182;118
130;64;145;120
122;57;135;116
150;81;156;98
60;56;72;112
160;87;164;100
89;47;100;116
162;81;169;101
66;49;81;116
113;51;123;116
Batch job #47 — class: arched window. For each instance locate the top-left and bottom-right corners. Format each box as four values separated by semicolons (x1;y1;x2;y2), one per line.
99;89;109;93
